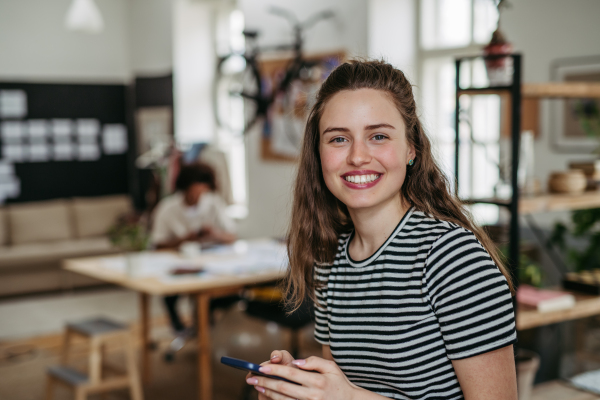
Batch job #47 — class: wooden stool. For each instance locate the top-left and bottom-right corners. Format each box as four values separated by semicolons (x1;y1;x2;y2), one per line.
45;317;143;400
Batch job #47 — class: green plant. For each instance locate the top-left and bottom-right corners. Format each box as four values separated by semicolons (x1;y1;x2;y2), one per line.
498;244;543;287
548;208;600;271
107;214;149;252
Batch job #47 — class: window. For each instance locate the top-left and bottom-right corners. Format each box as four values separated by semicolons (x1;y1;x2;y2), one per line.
418;0;501;225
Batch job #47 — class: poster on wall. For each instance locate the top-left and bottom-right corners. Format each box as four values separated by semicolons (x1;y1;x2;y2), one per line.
551;56;600;153
259;51;345;161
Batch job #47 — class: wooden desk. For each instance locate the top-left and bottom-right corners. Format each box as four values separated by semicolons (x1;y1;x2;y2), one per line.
517;292;600;331
62;240;287;400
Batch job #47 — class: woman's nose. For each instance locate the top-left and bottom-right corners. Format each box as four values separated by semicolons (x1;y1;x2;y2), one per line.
347;141;371;166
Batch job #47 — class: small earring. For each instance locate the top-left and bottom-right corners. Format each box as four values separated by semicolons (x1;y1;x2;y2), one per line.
408;159;414;166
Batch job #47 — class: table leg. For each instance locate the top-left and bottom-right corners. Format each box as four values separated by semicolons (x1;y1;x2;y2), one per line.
140;292;151;383
197;293;212;400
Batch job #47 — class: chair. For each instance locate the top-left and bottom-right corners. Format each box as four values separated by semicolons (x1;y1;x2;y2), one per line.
243;286;314;358
240;287;314;400
45;317;143;400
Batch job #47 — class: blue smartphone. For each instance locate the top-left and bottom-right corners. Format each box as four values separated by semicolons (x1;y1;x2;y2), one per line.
220;356;300;385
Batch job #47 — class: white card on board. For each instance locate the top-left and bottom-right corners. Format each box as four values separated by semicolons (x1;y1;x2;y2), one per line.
0;90;27;118
102;124;128;154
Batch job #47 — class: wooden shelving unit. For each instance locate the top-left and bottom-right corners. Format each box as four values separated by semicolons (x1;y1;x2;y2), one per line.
456;55;600;288
465;191;600;214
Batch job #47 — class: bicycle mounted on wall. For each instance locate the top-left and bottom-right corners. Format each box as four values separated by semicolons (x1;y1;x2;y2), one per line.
214;7;336;139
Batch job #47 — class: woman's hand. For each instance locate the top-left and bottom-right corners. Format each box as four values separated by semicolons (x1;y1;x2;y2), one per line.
246;356;364;400
245;350;296;400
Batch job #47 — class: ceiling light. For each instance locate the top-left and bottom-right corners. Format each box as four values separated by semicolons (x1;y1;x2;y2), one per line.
65;0;104;34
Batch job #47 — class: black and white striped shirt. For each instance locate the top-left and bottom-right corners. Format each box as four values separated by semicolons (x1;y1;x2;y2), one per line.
314;208;516;399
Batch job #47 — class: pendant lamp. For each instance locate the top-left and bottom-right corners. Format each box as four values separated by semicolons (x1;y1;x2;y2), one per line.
65;0;104;34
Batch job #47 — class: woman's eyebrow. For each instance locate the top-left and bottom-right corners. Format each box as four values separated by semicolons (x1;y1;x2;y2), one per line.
322;126;350;134
365;123;395;130
322;123;395;135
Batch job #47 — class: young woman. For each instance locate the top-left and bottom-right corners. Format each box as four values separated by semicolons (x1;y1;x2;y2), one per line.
246;60;517;399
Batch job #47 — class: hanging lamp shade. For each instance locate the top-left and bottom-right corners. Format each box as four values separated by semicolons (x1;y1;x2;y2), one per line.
65;0;104;34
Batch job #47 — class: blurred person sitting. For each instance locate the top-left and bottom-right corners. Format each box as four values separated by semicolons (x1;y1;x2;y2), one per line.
151;162;236;337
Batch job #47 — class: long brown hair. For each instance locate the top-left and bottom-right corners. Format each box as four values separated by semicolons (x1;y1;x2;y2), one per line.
284;59;513;311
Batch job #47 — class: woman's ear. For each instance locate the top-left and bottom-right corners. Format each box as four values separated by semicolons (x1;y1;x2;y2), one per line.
407;146;416;164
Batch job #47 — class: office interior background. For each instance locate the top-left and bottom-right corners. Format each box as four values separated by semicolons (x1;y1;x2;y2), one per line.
1;0;600;399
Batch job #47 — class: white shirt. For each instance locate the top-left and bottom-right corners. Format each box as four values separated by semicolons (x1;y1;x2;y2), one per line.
150;191;235;245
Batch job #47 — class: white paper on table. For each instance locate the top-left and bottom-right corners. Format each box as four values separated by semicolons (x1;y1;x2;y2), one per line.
28;144;51;162
77;143;100;161
1;121;25;143
76;119;100;139
53;142;74;161
102;124;128;155
202;240;288;275
100;253;198;278
27;120;49;142
52;119;73;141
2;144;25;161
0;90;27;118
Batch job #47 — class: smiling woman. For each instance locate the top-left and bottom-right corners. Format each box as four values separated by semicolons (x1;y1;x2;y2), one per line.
247;60;518;400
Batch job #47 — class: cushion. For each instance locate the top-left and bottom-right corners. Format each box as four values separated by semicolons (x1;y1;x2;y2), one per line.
8;199;73;245
0;207;6;246
72;195;132;238
0;237;115;269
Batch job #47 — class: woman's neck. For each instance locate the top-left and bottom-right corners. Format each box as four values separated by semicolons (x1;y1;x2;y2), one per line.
348;195;409;261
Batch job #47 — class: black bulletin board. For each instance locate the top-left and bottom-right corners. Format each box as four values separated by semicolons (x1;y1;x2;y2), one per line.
0;82;131;204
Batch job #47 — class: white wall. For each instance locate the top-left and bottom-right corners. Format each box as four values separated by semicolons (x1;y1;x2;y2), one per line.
502;0;600;226
235;0;369;239
368;0;417;80
129;0;173;76
0;0;131;82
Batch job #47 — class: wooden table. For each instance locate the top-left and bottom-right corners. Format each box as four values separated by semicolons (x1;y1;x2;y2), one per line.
62;240;286;400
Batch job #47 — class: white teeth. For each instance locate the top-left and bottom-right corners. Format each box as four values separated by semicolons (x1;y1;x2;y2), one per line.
345;174;380;184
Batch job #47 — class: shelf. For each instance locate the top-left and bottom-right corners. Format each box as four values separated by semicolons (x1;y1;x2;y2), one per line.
517;291;600;331
457;86;513;95
523;82;600;98
521;191;600;213
458;82;600;98
463;191;600;214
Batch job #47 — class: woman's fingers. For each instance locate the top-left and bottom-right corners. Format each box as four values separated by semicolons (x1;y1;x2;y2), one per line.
260;350;295;366
246;376;305;400
273;350;295;365
293;356;337;374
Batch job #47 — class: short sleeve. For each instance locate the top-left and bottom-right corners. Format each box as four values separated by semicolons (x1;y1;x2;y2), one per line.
424;227;516;360
313;263;330;345
210;194;236;234
150;202;186;245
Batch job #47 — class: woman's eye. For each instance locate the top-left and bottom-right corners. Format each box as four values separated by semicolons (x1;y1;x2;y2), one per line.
373;134;387;141
331;137;347;143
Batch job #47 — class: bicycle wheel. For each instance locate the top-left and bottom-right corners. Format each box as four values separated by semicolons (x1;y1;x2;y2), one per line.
214;54;262;134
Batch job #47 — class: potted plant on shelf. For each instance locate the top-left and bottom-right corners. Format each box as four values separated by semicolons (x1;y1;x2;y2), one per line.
107;213;150;277
483;0;513;86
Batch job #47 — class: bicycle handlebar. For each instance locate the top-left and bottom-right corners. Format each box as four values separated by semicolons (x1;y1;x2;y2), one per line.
300;10;335;31
268;6;335;32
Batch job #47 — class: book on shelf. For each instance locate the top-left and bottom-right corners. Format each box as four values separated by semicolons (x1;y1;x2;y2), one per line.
516;285;576;313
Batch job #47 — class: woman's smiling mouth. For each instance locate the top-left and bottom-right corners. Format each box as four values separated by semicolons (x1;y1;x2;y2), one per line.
341;171;383;188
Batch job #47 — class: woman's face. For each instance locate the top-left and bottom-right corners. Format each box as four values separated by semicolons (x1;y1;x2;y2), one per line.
319;88;415;213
